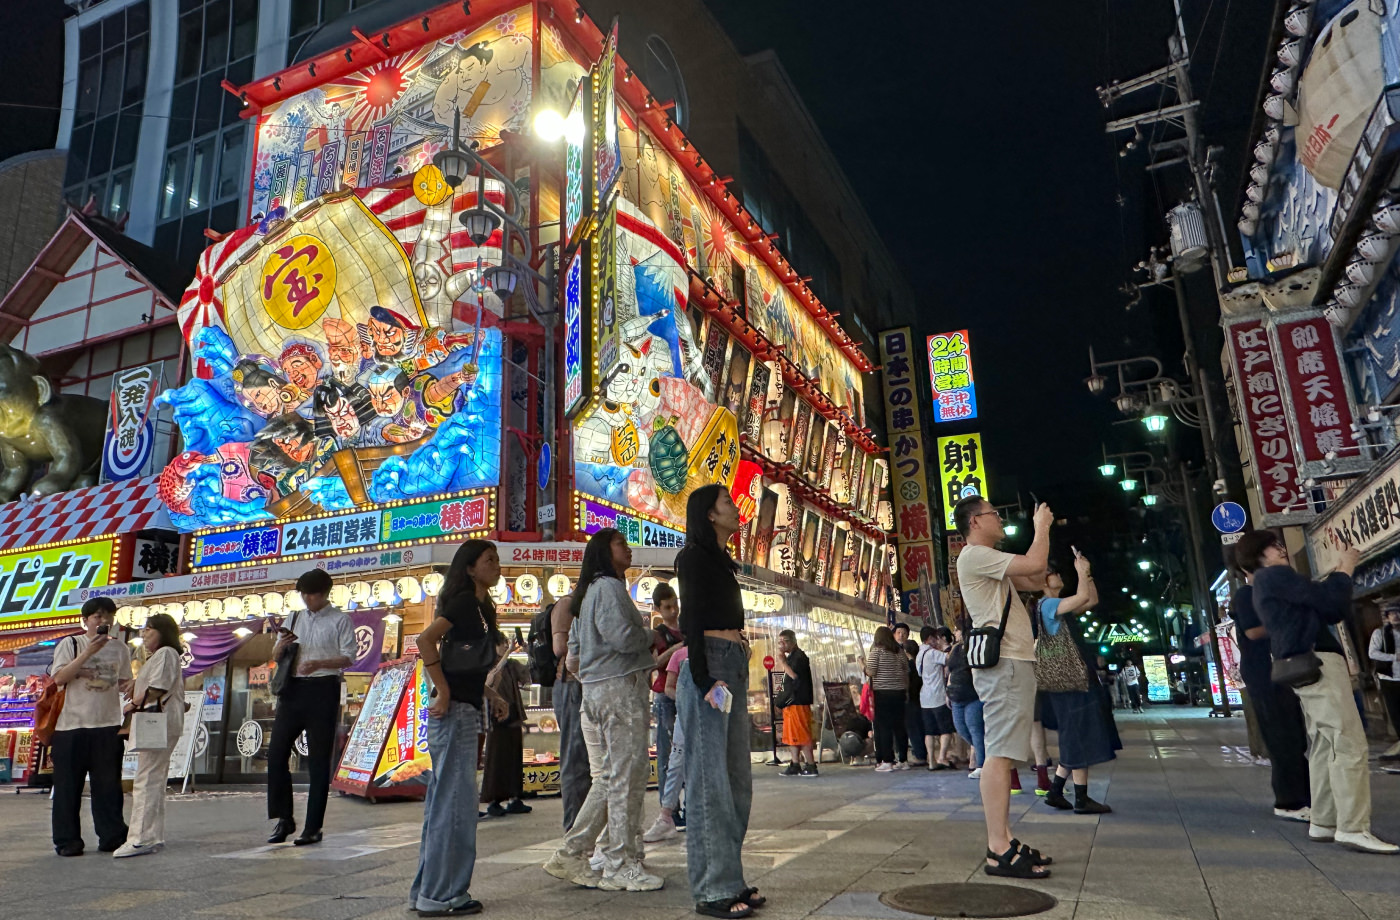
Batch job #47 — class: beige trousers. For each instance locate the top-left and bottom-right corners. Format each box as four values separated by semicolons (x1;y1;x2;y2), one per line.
129;713;182;847
1293;652;1371;833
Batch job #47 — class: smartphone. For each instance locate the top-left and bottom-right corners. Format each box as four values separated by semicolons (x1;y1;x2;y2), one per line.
95;624;110;636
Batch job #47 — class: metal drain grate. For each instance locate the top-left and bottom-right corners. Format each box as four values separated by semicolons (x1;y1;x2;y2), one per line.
880;883;1057;918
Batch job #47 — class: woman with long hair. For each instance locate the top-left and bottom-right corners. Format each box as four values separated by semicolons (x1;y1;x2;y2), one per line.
114;613;184;858
947;619;986;778
674;485;767;918
410;540;510;916
1037;555;1118;814
864;626;910;772
544;528;661;891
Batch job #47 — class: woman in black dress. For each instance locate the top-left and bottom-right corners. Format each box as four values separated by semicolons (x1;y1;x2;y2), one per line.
481;634;532;817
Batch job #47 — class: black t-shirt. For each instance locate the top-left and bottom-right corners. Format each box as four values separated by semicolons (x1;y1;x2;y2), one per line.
1231;585;1273;689
438;592;495;708
946;644;978;703
782;648;814;707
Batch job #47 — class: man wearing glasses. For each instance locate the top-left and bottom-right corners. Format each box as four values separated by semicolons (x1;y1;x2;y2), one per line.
954;495;1054;879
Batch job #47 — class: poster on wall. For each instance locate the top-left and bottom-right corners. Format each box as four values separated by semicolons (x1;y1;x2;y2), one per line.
722;345;753;432
1143;656;1172;703
102;364;161;483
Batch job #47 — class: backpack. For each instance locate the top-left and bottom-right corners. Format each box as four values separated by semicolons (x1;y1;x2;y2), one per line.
527;602;558;687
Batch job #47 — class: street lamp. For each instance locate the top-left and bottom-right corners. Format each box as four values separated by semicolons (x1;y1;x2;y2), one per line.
1121;478;1139;492
1142;493;1159;506
1099;462;1117;477
1003;523;1019;536
533;108;566;141
1142;411;1169;432
1121;587;1129;593
1137;559;1152;571
1138;600;1150;609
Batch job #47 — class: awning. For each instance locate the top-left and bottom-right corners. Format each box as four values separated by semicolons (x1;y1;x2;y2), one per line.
0;626;80;653
0;475;171;552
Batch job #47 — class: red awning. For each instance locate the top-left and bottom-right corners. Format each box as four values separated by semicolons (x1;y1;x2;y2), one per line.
0;475;170;552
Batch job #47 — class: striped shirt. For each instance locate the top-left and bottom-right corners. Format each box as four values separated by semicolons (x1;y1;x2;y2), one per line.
864;646;909;692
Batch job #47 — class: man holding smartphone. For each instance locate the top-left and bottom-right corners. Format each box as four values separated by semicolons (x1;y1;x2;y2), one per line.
266;570;355;846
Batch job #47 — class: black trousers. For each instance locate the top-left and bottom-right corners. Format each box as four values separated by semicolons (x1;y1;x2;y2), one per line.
872;690;908;764
267;677;340;831
50;725;127;850
1379;679;1400;738
1243;674;1310;810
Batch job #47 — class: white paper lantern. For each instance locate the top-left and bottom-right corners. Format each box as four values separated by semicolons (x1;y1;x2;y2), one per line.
372;579;396;606
131;605;150;626
243;594;264;618
547;574;571;598
263;592;284;614
184;601;205;623
514;574;540;605
488;576;511;605
423;572;445;597
164;604;184;626
349;581;371;605
668;578;680;595
396;576;424;604
637;576;658;603
284;590;303;611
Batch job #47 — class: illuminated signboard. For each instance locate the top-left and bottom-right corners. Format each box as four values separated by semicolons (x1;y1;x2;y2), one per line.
563;246;589;417
935;433;987;529
0;538;118;625
564;75;589;247
593;23;621;203
576;496;685;548
926;330;977;422
878;328;936;591
592;197;620;393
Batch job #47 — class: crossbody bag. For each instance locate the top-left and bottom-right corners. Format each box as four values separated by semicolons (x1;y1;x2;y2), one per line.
967;591;1014;670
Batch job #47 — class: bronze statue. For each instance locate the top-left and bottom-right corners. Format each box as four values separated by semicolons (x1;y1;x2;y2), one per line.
0;344;107;501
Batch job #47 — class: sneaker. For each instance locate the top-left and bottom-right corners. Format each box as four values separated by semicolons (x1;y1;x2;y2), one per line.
1073;798;1113;815
112;842;158;859
505;799;532;814
1274;806;1311;823
544;851;588;883
967;768;982;779
874;763;893;773
1010;772;1024;795
588;850;606;872
674;807;686;831
486;802;507;818
894;761;911;771
1253;757;1272;767
780;763;801;777
801;763;819;778
643;814;678;843
572;865;605;889
598;860;665;891
1335;830;1400;854
1309;825;1336;842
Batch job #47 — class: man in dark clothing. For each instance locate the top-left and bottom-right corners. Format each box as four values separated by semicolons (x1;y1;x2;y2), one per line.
1239;531;1397;854
1231;579;1310;821
776;629;817;777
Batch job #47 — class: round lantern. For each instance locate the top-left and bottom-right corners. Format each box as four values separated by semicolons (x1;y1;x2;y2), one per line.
422;572;445;597
547;574;571;598
396;577;424;604
514;574;541;605
413;164;453;205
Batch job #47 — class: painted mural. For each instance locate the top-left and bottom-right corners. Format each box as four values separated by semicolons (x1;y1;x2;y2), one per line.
249;7;535;221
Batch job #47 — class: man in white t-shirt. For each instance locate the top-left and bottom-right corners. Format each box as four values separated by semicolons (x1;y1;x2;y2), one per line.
954;494;1053;880
916;626;954;769
48;596;133;857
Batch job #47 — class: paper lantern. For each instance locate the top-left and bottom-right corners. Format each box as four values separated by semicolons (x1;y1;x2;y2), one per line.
396;576;424;604
422;572;445;597
185;601;205;623
349;581;371;605
413;164;453;206
329;584;351;608
372;579;396;606
263;592;284;614
514;574;540;605
669;578;680;595
488;576;511;605
284;590;303;611
637;576;659;603
243;595;265;617
165;604;184;626
547;574;571;598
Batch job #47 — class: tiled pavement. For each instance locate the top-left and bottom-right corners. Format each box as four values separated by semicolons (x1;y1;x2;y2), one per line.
1;709;1397;919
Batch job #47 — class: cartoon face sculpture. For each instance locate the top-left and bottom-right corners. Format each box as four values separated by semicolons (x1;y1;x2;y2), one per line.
366;307;414;362
280;343;324;393
413;164;452;206
232;360;293;418
365;364;410;418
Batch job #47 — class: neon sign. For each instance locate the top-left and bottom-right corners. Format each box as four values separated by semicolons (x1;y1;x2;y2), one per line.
926;330;977;422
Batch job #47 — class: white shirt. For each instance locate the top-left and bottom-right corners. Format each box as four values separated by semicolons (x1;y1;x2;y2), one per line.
50;634;132;731
916;645;948;709
285;604;356;678
1123;665;1140;683
135;645;186;742
1369;625;1399;682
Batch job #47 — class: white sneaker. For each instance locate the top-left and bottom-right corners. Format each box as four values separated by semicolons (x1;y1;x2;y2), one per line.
1254;757;1272;767
643;814;677;843
112;842;158;859
598;860;664;891
1274;806;1310;823
1309;825;1336;841
874;763;893;773
968;768;982;779
894;761;911;771
544;851;588;882
588;850;606;871
1335;830;1400;854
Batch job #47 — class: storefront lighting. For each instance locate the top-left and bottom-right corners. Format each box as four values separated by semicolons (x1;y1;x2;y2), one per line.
1130;618;1138;624
384;612;403;624
233;627;253;638
397;577;424;604
564;109;585;146
330;585;351;608
185;601;205;623
349;582;371;606
1120;479;1139;492
372;580;396;606
129;637;141;647
423;572;446;597
533;108;566;141
546;574;571;599
284;590;303;612
488;576;512;606
180;632;196;643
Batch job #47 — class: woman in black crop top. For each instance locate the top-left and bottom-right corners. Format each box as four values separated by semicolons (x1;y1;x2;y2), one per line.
410;540;509;915
675;484;762;918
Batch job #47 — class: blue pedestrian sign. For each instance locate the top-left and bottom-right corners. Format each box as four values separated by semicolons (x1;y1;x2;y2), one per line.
1211;502;1247;534
538;443;552;491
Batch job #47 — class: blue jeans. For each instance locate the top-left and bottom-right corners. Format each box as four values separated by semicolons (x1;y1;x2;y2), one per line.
553;678;592;830
653;693;677;806
410;701;480;913
951;699;985;768
678;639;751;904
662;709;686;810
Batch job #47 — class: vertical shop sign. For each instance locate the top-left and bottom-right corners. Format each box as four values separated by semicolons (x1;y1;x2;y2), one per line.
593;22;622;203
102;364;160;483
1270;313;1365;476
744;361;771;443
563;246;590;417
592;198;619;389
936;433;987;528
926;330;977;422
878;327;938;592
1225;317;1313;525
564;76;590;247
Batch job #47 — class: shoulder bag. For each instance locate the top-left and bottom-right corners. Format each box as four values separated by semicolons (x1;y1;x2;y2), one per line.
1271;611;1323;688
440;598;499;677
967;591;1013;670
270;612;299;697
34;637;77;744
127;690;171;752
1035;608;1089;693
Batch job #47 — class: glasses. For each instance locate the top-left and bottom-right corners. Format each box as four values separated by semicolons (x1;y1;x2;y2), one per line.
973;510;1003;521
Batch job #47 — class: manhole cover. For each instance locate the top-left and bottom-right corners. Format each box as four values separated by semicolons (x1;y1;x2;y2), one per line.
881;883;1057;918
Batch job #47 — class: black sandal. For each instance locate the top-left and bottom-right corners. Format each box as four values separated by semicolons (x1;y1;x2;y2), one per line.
697;899;754;918
739;888;767;908
984;842;1051;879
1010;838;1053;866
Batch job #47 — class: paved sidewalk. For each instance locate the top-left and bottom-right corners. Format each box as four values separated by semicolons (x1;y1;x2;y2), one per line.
1;710;1396;920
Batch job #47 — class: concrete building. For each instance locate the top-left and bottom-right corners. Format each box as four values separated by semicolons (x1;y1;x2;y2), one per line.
0;151;67;298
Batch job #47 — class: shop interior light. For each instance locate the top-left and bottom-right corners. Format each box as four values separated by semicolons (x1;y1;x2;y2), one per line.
546;574;571;598
533;108;565;141
284;590;303;612
1120;478;1140;492
1098;463;1117;477
129;637;141;647
383;612;403;624
233;627;253;638
423;572;445;597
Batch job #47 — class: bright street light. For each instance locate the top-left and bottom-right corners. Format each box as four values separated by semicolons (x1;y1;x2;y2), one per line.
1121;587;1129;593
1121;478;1140;492
533;108;566;140
1004;523;1019;536
1099;463;1117;477
1137;560;1151;571
1142;412;1169;432
1138;600;1150;609
1142;493;1159;506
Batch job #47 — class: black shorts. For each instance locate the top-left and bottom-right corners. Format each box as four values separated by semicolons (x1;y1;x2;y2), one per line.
921;705;955;736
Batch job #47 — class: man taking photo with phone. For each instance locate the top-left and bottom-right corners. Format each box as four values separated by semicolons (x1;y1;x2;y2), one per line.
954;494;1053;880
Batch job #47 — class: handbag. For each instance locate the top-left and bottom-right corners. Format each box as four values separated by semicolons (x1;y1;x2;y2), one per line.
967;591;1014;670
773;674;794;709
440;598;499;677
35;636;78;744
270;611;299;697
1272;651;1323;688
1035;606;1089;693
127;708;170;752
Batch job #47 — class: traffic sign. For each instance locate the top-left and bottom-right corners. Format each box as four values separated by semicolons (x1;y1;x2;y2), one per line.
538;443;552;490
1210;502;1247;534
763;655;775;671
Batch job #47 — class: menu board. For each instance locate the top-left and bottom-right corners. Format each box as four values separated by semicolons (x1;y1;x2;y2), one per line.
333;660;419;798
1143;656;1172;703
373;660;433;790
